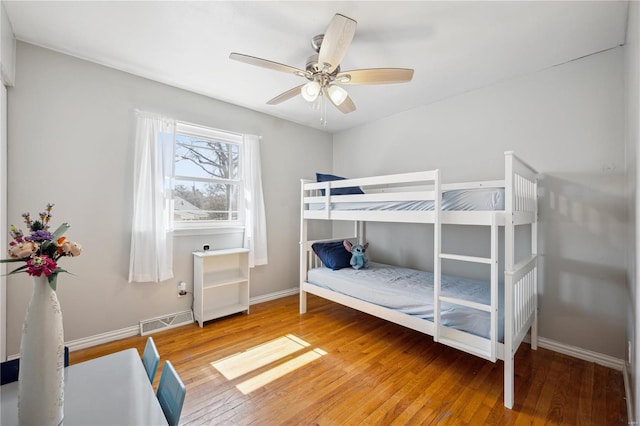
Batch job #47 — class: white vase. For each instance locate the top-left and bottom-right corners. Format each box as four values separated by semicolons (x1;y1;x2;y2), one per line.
18;275;64;426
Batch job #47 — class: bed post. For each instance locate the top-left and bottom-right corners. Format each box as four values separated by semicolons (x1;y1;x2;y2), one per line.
357;221;365;245
531;177;539;350
433;169;441;343
300;179;308;314
490;212;498;361
504;151;515;409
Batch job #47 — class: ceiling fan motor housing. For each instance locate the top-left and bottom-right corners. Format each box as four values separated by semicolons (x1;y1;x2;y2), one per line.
306;34;341;79
311;34;324;52
306;54;341;76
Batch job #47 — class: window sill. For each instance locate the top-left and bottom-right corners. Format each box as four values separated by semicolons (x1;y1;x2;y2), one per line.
172;226;245;237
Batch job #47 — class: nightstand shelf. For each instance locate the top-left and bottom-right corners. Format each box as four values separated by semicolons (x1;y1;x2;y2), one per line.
193;248;250;327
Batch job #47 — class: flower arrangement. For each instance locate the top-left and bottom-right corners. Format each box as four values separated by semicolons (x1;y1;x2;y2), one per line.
1;203;82;290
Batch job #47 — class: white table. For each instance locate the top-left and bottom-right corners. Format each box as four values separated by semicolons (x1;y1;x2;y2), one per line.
0;348;168;425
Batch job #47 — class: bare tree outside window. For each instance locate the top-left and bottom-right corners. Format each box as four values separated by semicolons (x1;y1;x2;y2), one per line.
173;133;241;223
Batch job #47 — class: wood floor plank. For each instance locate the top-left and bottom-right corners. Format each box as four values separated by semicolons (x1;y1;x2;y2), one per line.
591;363;610;425
606;366;627;425
449;359;498;423
359;347;446;425
317;335;427;424
70;295;628;425
576;362;595;425
546;354;575;423
377;348;467;424
406;352;485;424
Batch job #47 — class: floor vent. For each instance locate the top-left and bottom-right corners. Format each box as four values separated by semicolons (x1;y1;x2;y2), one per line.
139;310;194;336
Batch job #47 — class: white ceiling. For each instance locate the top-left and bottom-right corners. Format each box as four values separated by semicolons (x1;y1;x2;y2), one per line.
3;1;629;133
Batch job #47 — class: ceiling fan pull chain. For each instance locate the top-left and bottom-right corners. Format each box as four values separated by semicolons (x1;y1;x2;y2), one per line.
320;91;328;128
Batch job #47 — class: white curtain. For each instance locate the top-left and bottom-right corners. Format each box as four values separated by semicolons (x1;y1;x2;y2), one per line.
128;112;175;282
242;134;268;267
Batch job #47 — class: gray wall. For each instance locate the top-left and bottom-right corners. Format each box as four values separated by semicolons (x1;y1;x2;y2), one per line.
626;0;640;418
5;39;631;364
333;47;627;359
5;42;332;355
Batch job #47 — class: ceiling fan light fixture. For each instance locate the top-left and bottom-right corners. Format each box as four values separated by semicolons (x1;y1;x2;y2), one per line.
301;81;321;102
327;84;348;106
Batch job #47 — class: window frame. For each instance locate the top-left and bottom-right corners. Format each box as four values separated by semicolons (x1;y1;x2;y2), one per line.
171;122;244;231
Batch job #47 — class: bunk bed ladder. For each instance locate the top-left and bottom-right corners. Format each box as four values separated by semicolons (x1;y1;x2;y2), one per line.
435;214;499;362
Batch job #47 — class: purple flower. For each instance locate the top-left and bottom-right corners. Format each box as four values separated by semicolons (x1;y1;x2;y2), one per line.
26;230;53;242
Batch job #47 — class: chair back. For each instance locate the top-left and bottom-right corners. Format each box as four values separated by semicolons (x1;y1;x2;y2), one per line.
0;358;20;385
157;360;186;426
142;336;160;383
1;346;70;385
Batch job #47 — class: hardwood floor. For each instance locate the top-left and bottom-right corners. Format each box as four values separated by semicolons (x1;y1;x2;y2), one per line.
71;294;627;425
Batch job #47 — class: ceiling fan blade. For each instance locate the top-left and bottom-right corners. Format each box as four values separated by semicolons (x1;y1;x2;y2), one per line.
267;84;306;105
318;14;357;74
230;53;310;78
336;68;414;85
327;91;356;114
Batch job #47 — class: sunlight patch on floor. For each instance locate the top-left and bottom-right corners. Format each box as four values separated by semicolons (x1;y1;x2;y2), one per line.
211;334;327;394
236;347;327;394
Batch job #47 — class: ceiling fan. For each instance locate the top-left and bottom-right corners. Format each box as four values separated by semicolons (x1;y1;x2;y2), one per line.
229;13;414;125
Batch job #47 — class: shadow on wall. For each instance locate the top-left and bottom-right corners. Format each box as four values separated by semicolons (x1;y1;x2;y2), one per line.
538;173;627;358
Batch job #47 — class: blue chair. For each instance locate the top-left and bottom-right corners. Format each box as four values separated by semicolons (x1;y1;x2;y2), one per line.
142;336;160;383
0;358;20;385
1;346;70;385
156;360;186;426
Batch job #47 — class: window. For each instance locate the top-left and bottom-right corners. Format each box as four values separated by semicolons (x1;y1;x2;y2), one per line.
172;122;243;228
131;110;266;281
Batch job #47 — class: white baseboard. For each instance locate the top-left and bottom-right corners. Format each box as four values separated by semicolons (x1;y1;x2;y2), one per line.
51;287;300;355
250;287;299;305
537;336;626;371
8;325;140;360
65;325;140;352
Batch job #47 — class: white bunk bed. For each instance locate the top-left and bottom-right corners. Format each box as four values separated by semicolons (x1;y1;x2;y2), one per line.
299;151;538;409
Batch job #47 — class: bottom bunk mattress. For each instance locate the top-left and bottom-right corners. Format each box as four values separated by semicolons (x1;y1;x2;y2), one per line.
306;262;504;341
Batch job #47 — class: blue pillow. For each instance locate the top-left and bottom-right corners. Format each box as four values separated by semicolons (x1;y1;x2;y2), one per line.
312;241;351;270
316;173;364;196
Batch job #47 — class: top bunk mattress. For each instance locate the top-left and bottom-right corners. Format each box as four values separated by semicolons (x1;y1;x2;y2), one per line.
306;261;504;341
308;187;505;212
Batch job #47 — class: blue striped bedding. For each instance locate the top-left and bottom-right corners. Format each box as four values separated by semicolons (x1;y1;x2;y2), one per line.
307;261;504;341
